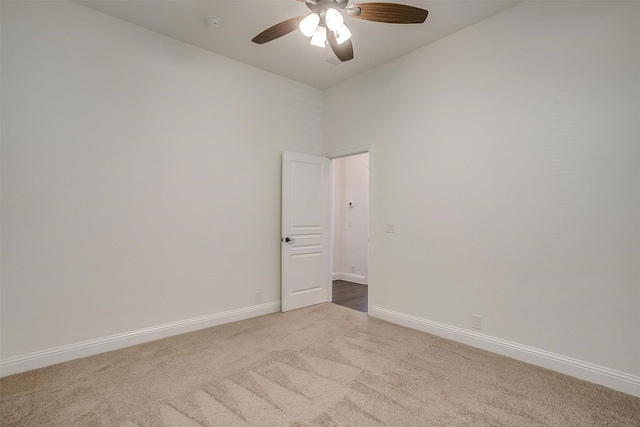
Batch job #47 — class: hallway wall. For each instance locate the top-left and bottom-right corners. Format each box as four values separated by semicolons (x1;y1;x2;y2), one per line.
333;153;369;284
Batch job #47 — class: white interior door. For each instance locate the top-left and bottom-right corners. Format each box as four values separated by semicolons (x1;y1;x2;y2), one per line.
281;151;330;312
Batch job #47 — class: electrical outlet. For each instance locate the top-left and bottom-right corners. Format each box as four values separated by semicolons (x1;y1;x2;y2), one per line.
351;265;355;273
472;314;482;330
386;222;396;233
255;291;262;304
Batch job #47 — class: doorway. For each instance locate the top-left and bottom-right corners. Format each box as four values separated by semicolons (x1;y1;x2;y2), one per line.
329;151;370;313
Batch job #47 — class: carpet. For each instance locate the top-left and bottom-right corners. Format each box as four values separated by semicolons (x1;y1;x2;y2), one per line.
1;303;639;426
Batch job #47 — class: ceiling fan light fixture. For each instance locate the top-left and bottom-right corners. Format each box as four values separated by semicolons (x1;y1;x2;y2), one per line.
251;1;428;63
310;26;327;48
299;13;320;37
335;24;352;45
325;8;344;32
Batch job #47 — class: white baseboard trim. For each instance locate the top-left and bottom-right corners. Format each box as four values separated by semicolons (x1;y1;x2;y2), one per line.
369;305;640;398
0;301;281;378
332;272;367;285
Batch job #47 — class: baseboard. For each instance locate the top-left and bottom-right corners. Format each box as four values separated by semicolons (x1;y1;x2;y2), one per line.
332;272;367;285
0;301;281;378
369;306;640;398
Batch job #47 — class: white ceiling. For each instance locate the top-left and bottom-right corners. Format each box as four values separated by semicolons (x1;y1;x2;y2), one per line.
75;0;521;90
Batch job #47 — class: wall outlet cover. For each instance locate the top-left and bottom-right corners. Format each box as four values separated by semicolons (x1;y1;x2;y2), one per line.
472;314;482;330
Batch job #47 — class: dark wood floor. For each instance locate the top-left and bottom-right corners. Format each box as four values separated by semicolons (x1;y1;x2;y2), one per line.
332;280;368;313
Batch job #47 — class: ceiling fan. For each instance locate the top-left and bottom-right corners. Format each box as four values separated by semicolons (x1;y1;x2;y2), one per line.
251;0;428;62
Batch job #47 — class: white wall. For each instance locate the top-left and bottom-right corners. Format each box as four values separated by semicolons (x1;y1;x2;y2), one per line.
324;1;639;394
332;153;369;284
0;1;322;369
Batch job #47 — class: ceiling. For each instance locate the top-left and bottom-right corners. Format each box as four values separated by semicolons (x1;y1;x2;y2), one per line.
75;0;521;90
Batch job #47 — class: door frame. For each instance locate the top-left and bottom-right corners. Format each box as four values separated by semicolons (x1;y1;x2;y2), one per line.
324;145;374;313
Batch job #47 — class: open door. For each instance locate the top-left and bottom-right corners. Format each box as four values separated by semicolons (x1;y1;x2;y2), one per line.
281;151;330;312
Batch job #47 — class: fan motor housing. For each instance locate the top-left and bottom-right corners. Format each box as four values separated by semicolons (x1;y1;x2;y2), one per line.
306;0;349;13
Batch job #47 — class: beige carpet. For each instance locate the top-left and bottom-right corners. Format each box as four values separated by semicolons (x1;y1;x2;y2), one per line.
1;303;639;426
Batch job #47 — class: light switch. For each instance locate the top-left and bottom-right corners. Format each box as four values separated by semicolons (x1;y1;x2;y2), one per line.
386;222;396;233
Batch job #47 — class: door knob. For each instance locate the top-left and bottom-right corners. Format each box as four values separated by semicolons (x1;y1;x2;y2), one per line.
284;237;296;244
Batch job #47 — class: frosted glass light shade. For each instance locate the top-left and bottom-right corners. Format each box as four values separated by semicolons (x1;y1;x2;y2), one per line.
299;13;320;37
325;8;344;32
310;26;327;48
335;24;352;45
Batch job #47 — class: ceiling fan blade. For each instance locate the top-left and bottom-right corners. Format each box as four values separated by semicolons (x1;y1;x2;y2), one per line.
327;30;354;62
252;16;304;44
348;3;428;24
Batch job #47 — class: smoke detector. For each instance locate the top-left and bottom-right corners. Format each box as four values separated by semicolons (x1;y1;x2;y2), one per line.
206;16;222;27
